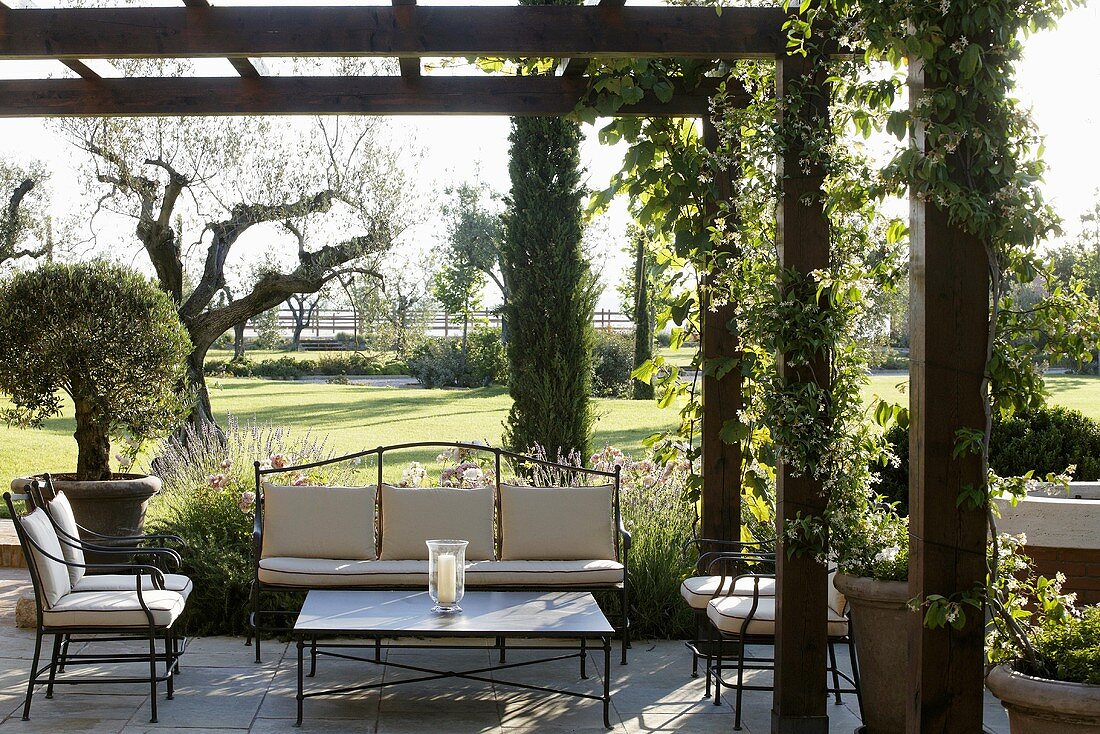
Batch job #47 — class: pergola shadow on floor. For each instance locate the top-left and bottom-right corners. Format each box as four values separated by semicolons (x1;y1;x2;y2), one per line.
0;570;1010;734
0;3;990;732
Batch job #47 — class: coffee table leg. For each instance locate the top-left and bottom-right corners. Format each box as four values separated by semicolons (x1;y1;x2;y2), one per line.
603;636;612;729
296;640;304;726
309;639;317;678
580;638;588;679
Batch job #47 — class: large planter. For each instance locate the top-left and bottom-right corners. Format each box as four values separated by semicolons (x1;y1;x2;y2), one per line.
833;572;909;734
9;474;161;563
986;664;1100;733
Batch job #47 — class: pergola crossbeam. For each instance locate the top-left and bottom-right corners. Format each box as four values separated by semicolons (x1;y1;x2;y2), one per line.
558;0;627;77
179;0;266;79
0;6;786;61
392;0;421;79
0;75;733;117
0;0;99;79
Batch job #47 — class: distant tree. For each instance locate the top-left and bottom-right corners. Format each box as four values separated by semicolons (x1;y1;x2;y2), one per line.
502;81;597;459
1048;193;1100;369
61;112;406;429
441;182;509;338
354;255;436;357
629;226;655;400
0;159;53;268
432;249;485;363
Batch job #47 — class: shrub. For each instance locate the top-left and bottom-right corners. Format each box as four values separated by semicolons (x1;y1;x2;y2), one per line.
147;416;355;636
591;331;634;398
873;405;1100;513
1032;605;1100;685
0;260;191;480
204;353;388;380
407;338;465;388
407;332;506;388
466;327;508;386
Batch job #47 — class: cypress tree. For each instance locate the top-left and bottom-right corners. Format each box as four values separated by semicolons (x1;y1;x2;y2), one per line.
500;11;596;459
631;229;655;400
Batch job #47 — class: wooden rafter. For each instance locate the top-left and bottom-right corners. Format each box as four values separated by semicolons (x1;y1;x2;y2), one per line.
392;0;421;79
0;6;786;61
558;0;627;78
0;76;736;118
180;0;265;79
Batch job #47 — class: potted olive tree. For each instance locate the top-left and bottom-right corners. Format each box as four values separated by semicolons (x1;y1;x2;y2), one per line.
0;260;191;542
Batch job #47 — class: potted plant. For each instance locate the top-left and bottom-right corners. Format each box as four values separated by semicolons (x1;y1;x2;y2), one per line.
0;260;191;545
832;499;910;734
984;533;1100;732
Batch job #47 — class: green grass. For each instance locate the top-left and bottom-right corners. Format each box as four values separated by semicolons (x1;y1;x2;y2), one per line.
4;373;1100;482
205;348;397;364
0;380;682;481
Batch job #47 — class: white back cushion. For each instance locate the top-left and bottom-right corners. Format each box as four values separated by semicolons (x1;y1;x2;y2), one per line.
261;484;377;560
19;509;72;607
499;484;616;561
46;492;86;585
379;485;495;561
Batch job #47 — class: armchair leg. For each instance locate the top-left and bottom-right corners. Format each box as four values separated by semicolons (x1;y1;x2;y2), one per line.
733;636;745;731
164;634;174;700
57;634;71;674
620;585;629;666
22;630;43;721
148;633;159;723
251;583;262;664
44;634;62;699
827;639;842;705
703;620;714;700
712;630;724;707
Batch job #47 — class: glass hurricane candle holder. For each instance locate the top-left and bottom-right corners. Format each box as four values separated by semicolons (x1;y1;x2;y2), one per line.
426;539;468;614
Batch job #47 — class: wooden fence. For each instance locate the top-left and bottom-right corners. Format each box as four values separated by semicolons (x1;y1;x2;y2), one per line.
243;309;634;339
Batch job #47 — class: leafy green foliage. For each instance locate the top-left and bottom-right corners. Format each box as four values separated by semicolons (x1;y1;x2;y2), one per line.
501;108;596;458
0;260;191;480
1031;605;1100;685
206;352;387;380
875;406;1100;512
591;331;635;398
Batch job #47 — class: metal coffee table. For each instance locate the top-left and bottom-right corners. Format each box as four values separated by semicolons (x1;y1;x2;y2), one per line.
292;590;616;728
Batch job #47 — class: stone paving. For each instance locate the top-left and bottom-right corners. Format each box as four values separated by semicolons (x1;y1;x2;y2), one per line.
0;570;1011;733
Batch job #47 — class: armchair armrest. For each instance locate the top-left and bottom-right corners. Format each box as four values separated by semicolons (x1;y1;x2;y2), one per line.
703;552;777;601
617;517;632;553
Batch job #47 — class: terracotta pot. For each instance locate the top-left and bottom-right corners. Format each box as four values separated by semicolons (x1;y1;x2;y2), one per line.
833;572;910;734
986;664;1100;733
10;474;161;563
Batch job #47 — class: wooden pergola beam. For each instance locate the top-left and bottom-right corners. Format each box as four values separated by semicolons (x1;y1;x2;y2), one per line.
0;76;732;118
0;0;99;79
0;5;786;61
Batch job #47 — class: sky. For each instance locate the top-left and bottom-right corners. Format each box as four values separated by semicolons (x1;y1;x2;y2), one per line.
1;0;1098;311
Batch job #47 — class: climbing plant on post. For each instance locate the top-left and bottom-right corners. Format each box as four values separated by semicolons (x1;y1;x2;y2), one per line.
500;0;596;460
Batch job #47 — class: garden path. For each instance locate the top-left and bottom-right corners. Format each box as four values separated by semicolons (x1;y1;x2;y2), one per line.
0;570;1009;733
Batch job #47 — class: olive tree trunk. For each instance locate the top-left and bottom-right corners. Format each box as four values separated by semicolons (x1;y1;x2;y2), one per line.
73;396;112;481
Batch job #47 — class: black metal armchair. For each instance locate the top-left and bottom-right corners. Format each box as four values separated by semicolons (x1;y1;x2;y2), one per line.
5;490;187;723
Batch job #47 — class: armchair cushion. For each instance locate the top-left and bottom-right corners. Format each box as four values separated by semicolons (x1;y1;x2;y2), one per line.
680;575;776;610
499;484;616;561
72;572;193;599
19;508;72;607
261;484;377;561
43;589;185;628
707;595;848;637
46;492;86;586
379;485;495;561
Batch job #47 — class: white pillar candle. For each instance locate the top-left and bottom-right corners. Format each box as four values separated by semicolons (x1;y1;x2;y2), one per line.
436;553;457;605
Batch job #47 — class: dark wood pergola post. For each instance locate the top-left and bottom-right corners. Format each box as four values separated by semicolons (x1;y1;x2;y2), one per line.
771;53;830;734
905;59;989;733
700;115;743;543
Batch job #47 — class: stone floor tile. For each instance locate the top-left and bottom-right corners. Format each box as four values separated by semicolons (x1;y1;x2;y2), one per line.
377;711;504;734
127;666;275;729
259;665;380;720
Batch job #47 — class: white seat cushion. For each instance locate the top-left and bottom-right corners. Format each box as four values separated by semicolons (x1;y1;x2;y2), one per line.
499;484;616;561
43;589;185;628
46;492;86;586
680;575;776;610
257;557;624;588
379;485;495;561
261;484;377;561
73;573;193;599
19;509;72;607
707;596;848;637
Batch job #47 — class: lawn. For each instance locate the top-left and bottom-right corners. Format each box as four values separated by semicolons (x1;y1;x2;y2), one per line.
3;372;1099;482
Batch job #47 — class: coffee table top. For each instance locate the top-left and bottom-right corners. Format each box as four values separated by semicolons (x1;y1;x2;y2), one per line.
294;590;614;637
